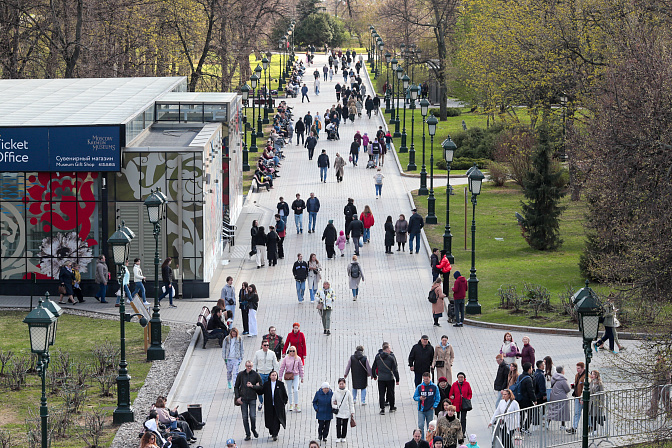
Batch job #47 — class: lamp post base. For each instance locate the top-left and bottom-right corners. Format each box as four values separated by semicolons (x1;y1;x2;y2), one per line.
466;277;481;314
146;344;165;361
419;170;428;195
407;149;416;170
113;406;135;424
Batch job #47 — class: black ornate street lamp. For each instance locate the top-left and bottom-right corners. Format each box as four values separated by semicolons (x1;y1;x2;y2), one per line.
442;138;456;263
390;57;398;124
254;65;263;137
368;25;374;63
384;52;392;113
108;223;135;423
466;165;484;315
24;296;59;448
249;72;259;152
426;115;439;224
572;282;601;448
377;39;384;79
240;84;250;171
370;29;377;71
261;57;270;124
394;65;403;137
400;74;410;154
419;99;430;195
144;189;167;361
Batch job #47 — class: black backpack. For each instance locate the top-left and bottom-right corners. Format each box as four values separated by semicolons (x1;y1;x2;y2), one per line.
428;289;438;303
350;263;360;278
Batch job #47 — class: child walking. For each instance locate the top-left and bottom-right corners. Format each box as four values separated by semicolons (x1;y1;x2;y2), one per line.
336;230;346;257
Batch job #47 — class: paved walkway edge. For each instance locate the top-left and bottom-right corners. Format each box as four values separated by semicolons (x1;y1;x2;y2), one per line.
463;318;645;340
167;328;199;404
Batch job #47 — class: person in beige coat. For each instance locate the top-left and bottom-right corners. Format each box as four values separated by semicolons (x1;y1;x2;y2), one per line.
333;153;346;182
431;277;446;327
433;335;455;384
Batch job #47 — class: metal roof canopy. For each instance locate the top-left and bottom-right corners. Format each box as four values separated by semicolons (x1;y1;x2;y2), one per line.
127;122;222;151
0;77;187;127
156;92;238;104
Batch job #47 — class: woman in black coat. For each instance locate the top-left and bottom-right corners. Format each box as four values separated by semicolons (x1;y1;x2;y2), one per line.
258;371;288;441
266;227;279;266
58;262;76;304
322;220;338;259
239;282;250;335
158;257;175;307
253;226;267;268
384;215;395;254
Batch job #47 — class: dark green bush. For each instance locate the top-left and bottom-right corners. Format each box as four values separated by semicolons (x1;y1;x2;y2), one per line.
438;157;489;170
452;124;505;159
429;107;461;117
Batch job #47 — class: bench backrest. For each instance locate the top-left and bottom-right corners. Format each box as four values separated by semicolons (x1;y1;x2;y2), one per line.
197;306;210;329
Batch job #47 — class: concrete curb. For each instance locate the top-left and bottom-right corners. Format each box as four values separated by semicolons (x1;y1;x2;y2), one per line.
462;318;646;340
166;327;200;404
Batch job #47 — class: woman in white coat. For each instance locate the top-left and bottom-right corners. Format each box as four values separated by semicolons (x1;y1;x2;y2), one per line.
307;253;322;303
332;377;355;443
488;388;520;448
222;327;244;389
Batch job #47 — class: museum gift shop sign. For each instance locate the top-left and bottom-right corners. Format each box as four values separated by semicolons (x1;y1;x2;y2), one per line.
0;125;122;172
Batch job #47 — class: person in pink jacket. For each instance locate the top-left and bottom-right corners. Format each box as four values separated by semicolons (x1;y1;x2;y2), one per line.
359;205;375;243
336;231;347;257
279;346;305;412
452;271;467;327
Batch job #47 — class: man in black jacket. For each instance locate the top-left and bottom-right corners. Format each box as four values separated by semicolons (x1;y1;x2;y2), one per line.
291;193;305;234
494;354;509;406
295;118;305;146
305;132;318;160
517;362;538;433
430;248;441;281
276;197;290;225
404;429;430;448
292;253;308;302
346;216;364;256
317;150;330;183
322;220;338;259
303;112;313;131
533;360;547;404
408;335;435;386
343;198;357;241
372;342;400;415
234;361;263;441
408;209;425;254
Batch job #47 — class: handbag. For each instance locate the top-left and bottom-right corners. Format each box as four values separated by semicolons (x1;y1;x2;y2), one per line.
58;284;67;295
458;383;473;411
316;301;324;311
358;239;363;248
434;360;445;368
349;155;353;162
350;416;357;427
333;393;346;415
284;359;295;380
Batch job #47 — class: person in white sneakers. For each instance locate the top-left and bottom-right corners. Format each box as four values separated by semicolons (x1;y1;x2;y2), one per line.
373;168;384;198
132;258;149;305
278;345;305;412
332;378;355;443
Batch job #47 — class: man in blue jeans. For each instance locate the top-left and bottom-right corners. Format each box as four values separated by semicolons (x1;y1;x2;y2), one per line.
567;362;586;434
291;193;305;234
306;192;321;233
292;254;309;302
413;372;440;438
317;150;330;183
253;342;279;410
407;209;424;254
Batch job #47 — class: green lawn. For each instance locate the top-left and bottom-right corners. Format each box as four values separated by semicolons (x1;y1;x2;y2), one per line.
413;182;586;328
0;311;169;447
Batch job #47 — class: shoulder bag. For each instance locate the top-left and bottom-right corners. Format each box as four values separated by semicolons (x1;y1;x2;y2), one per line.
284;358;295;381
333;393;346;415
458;383;473;412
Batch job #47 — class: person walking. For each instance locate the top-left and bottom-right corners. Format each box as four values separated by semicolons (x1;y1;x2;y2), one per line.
266;226;279;267
333;152;346;182
317;150;330;183
430;249;441;282
246;284;259;336
258;371;287;441
405;430;430;448
58;261;75;304
349;136;360;166
594;297;616;353
433;335;455;385
292;253;309;302
395;214;409;252
283;323;307;364
301;83;310;102
365;95;374;118
449;372;473;434
347;215;364;255
252;226;267;268
306;192;321;233
372;342;400;415
254;340;280;410
515;363;538;433
359;205;374;243
488;389;520;448
494;354;510;406
567;362;586;434
347;255;365;301
295;118;306;146
409;336;435;386
430;277;446;327
343;198;357;242
332;378;355;443
373;168;384;198
292;193;306;234
234;360;263;441
321;220;338;259
263;326;284;360
239;282;250;335
323;64;329;81
132;258;147;304
279;345;305;412
344;345;372;405
500;332;520;365
158;257;176;308
305;132;318;160
414;372;441;438
119;260;134;306
94;255;109;303
275;214;286;259
548;366;571;429
72;264;85;303
452;271;467;327
373;95;380;116
314;78;321;96
336;230;346;257
221;276;237;319
384;216;395;254
307;254;322;303
277;197;290;225
313;383;334;443
408;208;425;254
222;327;244;389
316;281;335;335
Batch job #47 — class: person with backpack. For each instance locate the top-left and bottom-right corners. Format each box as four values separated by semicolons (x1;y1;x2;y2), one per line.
292;254;309;303
347;255;365;301
514;362;538;433
429;277;446;327
373;168;384;198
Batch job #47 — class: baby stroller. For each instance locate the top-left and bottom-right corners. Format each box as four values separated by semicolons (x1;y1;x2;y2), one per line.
326;123;339;141
446;298;456;323
365;159;376;169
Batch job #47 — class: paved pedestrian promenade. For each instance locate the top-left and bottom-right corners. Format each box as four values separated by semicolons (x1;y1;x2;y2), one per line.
0;54;630;448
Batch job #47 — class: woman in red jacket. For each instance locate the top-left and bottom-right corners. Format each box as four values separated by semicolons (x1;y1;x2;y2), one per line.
449;372;472;434
451;271;467;327
283;323;307;364
359;205;375;244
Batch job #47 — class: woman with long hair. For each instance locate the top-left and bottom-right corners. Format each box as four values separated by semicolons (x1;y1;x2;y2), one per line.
359;205;374;243
247;284;259;336
279;345;305;412
307;254;322;303
158;257;176;308
488;389;520;448
507;363;519;387
222;327;244;389
239;281;250;335
139;432;160;448
500;332;519;365
544;356;554;401
259;370;288;441
384;215;395;254
589;370;606;435
153;397;196;443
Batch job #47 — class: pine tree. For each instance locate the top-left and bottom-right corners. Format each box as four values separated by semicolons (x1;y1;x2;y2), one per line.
520;125;566;250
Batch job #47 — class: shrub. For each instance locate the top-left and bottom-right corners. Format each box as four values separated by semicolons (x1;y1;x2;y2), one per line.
493;127;536;186
498;285;519;309
558;285;579;323
488;161;509;186
447;158;490;170
452;124;505;159
428;107;462;117
523;283;552;317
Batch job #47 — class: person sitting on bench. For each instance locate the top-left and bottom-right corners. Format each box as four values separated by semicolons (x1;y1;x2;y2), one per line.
207;306;228;341
254;170;272;191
